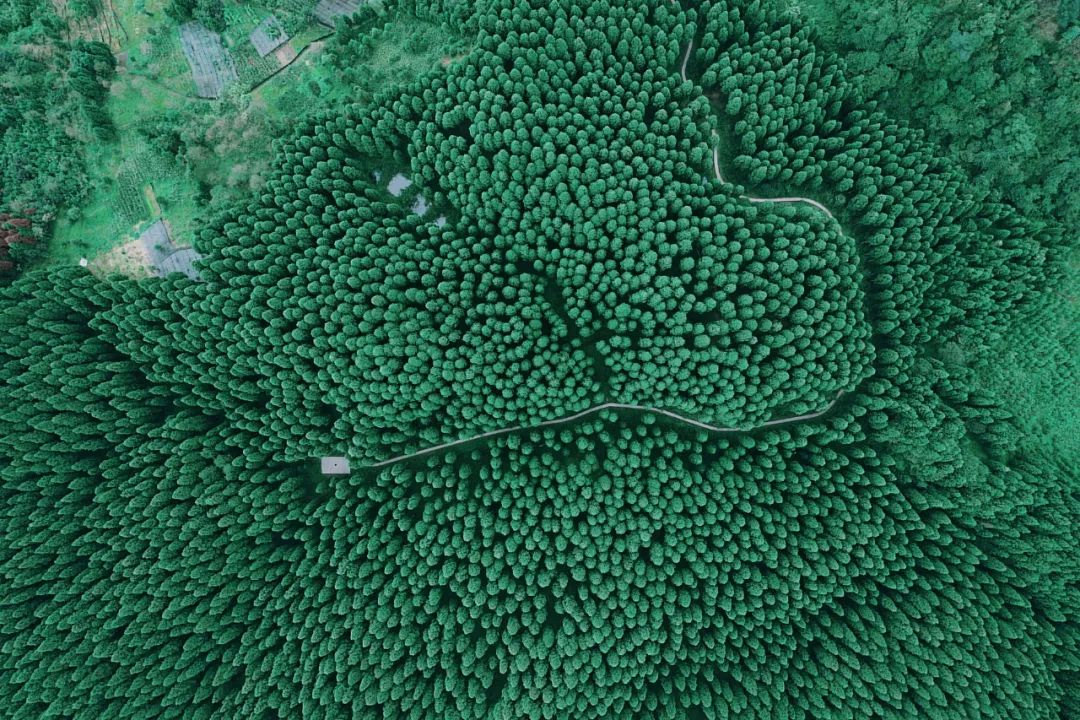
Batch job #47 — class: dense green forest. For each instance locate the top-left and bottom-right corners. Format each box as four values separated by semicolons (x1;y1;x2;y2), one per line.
1;0;1078;717
801;0;1080;228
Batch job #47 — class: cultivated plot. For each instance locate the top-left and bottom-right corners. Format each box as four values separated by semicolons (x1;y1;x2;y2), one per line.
249;15;290;57
314;0;364;27
179;21;238;98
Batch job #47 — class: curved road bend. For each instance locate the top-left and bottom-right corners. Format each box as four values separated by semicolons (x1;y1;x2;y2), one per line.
680;39;694;82
712;144;839;223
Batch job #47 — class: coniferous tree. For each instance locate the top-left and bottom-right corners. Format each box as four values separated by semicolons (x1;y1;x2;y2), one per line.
0;0;1077;717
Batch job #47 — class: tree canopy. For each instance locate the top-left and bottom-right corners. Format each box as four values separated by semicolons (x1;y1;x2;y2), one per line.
0;0;1077;717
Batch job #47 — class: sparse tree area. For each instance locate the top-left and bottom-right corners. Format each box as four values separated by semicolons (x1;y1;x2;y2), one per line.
0;1;115;278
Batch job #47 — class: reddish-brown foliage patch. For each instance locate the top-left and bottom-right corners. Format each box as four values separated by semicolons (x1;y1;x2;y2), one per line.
0;211;35;273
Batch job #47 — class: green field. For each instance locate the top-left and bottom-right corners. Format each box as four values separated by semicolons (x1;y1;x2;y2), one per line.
46;0;468;268
49;0;324;264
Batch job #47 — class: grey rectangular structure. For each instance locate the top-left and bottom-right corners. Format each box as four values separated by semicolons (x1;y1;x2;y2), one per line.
157;247;202;280
137;220;174;268
179;22;238;98
321;457;351;475
249;16;289;58
137;220;203;281
314;0;364;27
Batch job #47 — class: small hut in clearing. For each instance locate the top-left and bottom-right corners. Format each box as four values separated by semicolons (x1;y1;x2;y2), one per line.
320;457;351;475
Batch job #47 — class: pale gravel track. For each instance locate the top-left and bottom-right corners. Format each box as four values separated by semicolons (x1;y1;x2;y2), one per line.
680;38;693;82
364;393;845;469
682;15;838;223
712;140;839;222
712;137;727;184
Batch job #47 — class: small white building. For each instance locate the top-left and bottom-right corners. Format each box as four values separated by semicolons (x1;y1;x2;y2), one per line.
320;457;351;475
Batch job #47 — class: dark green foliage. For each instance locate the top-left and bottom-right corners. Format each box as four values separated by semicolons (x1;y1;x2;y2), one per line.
1060;0;1080;28
194;0;226;33
68;40;117;136
66;0;103;21
165;0;197;22
167;0;226;32
0;0;1076;717
0;0;40;35
800;0;1080;229
0;212;40;275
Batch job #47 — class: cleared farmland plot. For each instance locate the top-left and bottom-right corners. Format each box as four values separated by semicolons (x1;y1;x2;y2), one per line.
250;15;289;57
179;22;238;98
314;0;364;27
